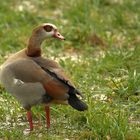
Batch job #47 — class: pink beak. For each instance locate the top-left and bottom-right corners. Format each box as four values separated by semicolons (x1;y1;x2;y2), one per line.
53;31;65;40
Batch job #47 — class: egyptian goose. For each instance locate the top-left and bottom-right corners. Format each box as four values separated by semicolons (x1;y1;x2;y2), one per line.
0;23;88;130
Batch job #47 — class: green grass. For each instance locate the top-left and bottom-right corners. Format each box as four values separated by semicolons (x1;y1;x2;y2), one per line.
0;0;140;139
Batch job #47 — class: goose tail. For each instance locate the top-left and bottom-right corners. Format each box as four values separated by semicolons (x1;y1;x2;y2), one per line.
68;94;88;111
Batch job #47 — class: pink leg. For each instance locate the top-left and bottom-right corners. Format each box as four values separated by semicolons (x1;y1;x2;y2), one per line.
45;106;50;128
27;111;33;131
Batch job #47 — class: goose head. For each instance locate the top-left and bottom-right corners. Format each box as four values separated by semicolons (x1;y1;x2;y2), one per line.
32;23;65;41
27;23;65;57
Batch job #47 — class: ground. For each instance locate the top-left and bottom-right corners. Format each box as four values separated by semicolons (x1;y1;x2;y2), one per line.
0;0;140;140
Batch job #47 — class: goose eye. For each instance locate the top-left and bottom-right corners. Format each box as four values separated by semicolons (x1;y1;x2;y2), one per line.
44;25;53;32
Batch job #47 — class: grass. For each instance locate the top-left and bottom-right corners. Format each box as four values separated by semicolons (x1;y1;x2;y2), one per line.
0;0;140;139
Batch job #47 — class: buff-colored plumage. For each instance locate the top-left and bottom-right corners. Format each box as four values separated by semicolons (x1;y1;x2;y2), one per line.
0;23;88;130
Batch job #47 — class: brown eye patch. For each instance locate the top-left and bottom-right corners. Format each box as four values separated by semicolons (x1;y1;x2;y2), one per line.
43;25;53;32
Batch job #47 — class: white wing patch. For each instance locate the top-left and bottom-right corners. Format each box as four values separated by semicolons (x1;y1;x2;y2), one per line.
13;78;24;86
